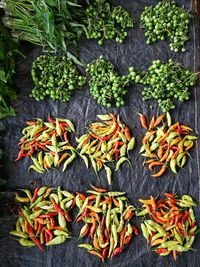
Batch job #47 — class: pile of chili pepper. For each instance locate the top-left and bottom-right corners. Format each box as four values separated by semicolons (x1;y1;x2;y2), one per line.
15;116;76;173
10;186;74;250
76;185;138;261
139;112;198;177
137;193;197;260
76;114;135;184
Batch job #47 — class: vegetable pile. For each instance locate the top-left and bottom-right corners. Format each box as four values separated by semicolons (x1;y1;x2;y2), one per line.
0;24;20;119
84;0;134;45
1;0;84;58
30;55;86;102
76;114;135;184
137;193;197;260
10;187;74;250
86;56;130;107
141;0;192;52
139;113;197;177
129;59;197;112
76;185;138;261
15;117;76;173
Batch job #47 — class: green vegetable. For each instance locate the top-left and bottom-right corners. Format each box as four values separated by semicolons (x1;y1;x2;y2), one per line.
86;55;130;107
84;0;135;45
129;59;197;112
141;0;192;52
1;0;85;62
30;55;86;102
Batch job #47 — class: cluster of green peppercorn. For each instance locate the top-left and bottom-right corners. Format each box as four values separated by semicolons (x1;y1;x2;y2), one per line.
84;0;134;45
128;59;197;112
86;56;130;107
30;55;86;102
141;0;192;52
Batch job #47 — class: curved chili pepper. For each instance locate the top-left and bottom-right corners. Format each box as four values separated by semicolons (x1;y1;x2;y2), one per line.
37;223;43;235
100;215;106;231
50;217;55;229
104;228;110;243
132;225;139;235
102;246;109;259
124;234;133;245
65;211;72;222
34;238;43;251
151;213;165;224
120;227;126;249
31;188;39;203
51;198;65;215
48;115;55;124
15;150;24;161
90;185;107;193
76;192;86;201
139;114;148;129
112;247;122;257
82;224;90;238
45;228;53;241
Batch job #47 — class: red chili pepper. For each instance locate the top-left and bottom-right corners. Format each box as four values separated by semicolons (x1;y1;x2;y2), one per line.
101;135;112;141
76;215;83;222
39;212;58;218
33;238;43;251
38;144;47;151
151;213;165;224
82;224;90;238
104;228;110;243
82;208;89;218
23;147;35;157
124;234;133;245
65;211;72;222
132;225;139;235
48;115;55;124
15;150;24;161
45;229;53;241
31;188;39;203
100;215;106;231
156;248;168;254
176;125;182;134
164;192;174;199
112;247;122;257
139;114;148;129
102;246;109;259
51;198;65;215
26;221;35;237
76;192;86;201
37;223;43;235
182;211;189;224
115;149;120;161
50;217;55;229
170;146;179;151
44;231;49;243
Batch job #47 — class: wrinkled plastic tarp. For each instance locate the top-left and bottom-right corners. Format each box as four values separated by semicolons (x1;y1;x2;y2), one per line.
0;1;200;266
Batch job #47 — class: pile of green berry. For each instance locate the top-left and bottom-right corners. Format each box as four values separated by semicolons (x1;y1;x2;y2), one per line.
30;55;86;102
86;55;130;107
141;0;192;52
84;0;134;45
129;59;197;112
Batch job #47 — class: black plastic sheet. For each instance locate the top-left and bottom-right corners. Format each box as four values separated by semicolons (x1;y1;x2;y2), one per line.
0;1;200;266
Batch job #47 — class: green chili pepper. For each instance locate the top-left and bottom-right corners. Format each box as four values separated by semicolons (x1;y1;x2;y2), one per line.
115;157;130;171
54;230;69;237
78;244;94;250
170;159;177;173
105;166;112;185
80;155;89;168
46;235;66;246
58;213;66;228
111;224;118;249
10;230;28;238
19;238;36;247
141;223;149;239
29;210;43;219
127;137;135;151
160;241;179;248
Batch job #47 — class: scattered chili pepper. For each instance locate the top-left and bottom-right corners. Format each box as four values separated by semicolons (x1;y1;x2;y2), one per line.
10;186;74;251
76;185;137;261
140;113;198;177
137;193;197;260
15;117;76;173
76;114;135;184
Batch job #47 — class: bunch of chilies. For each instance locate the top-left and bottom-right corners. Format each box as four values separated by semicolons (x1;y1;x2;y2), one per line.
15;113;197;180
10;186;198;261
15;114;135;184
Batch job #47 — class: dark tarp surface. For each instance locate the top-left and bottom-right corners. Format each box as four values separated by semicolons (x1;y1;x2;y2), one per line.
0;1;200;266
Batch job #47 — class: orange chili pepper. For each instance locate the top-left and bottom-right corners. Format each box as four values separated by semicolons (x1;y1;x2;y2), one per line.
90;217;97;238
150;196;157;210
148;161;163;171
88;250;104;261
112;197;120;207
104;228;110;243
124;234;133;245
139;114;148;129
154;114;165;127
91;185;107;193
124;127;131;141
93;235;101;250
149;116;155;129
76;192;86;201
124;208;134;220
120;227;126;249
151;165;167;177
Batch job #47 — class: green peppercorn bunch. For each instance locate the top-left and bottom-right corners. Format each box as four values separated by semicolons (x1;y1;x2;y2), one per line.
84;0;134;45
30;55;86;102
86;56;130;107
129;59;197;112
141;0;192;52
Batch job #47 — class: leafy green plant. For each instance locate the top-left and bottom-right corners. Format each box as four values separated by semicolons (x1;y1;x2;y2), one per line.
0;23;21;119
1;0;85;63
